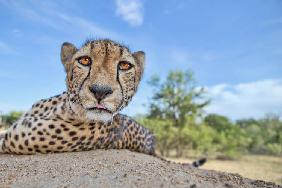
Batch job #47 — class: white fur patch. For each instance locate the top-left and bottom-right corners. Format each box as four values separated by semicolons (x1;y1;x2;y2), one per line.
86;111;113;123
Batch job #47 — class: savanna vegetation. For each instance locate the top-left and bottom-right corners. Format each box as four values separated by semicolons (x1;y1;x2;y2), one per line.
136;70;282;159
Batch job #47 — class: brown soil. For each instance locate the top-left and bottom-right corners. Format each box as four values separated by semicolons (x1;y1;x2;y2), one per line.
0;150;280;188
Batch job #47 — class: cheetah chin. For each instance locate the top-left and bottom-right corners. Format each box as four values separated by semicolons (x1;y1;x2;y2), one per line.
85;110;113;123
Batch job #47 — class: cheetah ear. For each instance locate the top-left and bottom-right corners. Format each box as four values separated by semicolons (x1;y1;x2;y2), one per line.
61;42;77;72
133;51;145;83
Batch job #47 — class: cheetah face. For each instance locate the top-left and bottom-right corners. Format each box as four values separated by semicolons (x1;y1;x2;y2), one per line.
60;40;145;123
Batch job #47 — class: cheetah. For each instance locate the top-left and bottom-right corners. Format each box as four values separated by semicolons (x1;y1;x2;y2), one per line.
0;39;155;155
0;39;206;167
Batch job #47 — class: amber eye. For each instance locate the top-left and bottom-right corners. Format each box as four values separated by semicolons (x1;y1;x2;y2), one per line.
78;56;91;66
118;61;132;70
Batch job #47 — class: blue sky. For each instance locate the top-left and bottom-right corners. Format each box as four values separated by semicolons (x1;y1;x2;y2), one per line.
0;0;281;119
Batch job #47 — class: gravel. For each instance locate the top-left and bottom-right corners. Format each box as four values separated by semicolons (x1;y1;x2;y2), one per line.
0;150;280;188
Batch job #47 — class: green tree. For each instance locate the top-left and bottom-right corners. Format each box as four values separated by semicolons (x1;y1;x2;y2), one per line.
182;123;218;156
147;70;209;157
258;114;282;155
236;114;282;155
204;114;233;132
236;118;263;153
205;114;250;159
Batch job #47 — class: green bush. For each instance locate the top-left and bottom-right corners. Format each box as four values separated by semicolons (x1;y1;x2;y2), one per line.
266;143;282;155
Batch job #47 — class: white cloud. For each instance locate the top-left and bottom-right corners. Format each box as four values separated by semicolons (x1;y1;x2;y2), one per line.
1;1;122;40
115;0;144;27
206;79;282;120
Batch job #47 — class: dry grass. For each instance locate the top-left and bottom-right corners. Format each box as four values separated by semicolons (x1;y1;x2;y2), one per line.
169;155;282;185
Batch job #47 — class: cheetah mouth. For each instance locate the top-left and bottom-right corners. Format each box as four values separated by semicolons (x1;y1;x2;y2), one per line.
87;104;112;114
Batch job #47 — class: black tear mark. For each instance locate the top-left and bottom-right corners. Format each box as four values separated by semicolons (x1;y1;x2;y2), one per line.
116;69;124;109
78;65;92;93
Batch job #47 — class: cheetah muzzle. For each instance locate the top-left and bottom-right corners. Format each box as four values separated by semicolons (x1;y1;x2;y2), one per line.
0;39;155;155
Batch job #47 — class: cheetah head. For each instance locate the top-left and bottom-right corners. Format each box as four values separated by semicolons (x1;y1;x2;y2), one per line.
60;39;145;123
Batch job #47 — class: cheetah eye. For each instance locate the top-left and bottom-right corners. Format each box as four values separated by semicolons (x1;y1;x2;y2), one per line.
78;56;91;66
118;61;132;71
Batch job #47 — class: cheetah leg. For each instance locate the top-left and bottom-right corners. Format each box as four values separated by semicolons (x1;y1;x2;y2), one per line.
114;115;155;155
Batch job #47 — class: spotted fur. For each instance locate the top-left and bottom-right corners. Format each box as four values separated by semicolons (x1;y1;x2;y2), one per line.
0;39;154;155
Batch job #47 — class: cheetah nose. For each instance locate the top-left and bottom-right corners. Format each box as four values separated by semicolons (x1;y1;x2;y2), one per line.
89;84;113;102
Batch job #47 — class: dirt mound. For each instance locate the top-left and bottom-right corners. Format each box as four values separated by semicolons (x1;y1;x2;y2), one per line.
0;150;279;188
